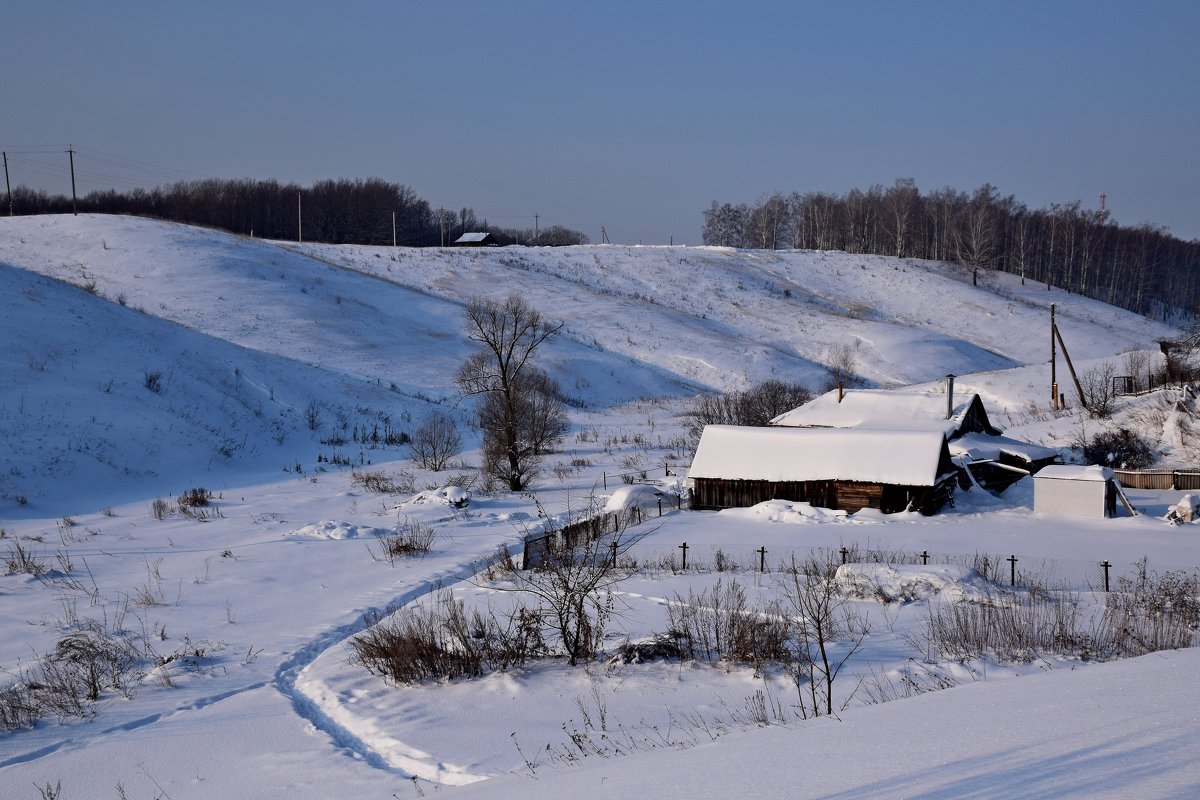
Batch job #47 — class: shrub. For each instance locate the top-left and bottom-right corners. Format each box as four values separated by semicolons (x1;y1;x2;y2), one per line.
351;469;414;494
143;370;163;393
179;487;213;508
4;541;48;577
376;518;436;560
348;592;544;684
408;412;462;471
1081;427;1155;469
682;380;812;443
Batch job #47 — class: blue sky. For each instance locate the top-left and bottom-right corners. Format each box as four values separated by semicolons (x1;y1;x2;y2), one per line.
4;1;1197;243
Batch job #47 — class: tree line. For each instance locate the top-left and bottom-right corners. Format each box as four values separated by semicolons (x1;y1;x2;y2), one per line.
702;180;1200;320
5;178;587;247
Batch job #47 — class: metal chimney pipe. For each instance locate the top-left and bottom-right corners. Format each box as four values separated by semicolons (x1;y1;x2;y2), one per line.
946;374;956;419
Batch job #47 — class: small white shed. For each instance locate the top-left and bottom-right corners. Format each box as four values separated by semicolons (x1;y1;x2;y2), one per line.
1033;465;1119;518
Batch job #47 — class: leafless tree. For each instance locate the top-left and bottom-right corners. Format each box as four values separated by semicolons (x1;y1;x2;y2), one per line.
457;296;565;491
781;556;870;718
408;412;462;471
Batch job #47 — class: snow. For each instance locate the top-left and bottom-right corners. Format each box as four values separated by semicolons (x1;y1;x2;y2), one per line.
603;484;663;512
771;385;969;434
690;425;948;486
1039;465;1115;481
0;214;1196;799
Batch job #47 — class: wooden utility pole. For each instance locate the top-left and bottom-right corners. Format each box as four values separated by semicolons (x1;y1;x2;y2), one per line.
1050;303;1058;410
439;207;445;247
67;145;77;215
2;151;11;216
392;211;397;247
600;226;609;244
534;213;539;244
297;191;302;243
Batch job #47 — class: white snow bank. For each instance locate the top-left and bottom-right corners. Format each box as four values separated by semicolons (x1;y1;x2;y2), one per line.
452;648;1200;800
1037;464;1114;481
720;499;862;524
287;520;390;539
835;563;994;603
604;484;663;512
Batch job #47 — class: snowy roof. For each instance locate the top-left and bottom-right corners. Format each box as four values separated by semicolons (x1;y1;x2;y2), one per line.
690;425;949;486
454;232;493;243
1034;465;1114;482
770;388;988;437
950;432;1059;464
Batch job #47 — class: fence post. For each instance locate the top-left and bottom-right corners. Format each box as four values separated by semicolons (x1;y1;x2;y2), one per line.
1007;554;1018;587
757;546;767;573
658;498;663;517
603;472;607;490
840;546;849;565
1101;560;1111;592
920;549;929;565
677;493;682;510
610;541;618;567
679;542;688;571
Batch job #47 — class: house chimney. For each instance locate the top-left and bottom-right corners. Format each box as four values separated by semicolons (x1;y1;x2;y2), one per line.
838;382;844;403
945;374;956;419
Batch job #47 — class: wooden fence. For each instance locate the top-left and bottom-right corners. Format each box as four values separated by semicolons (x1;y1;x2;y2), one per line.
1113;469;1200;491
522;494;685;568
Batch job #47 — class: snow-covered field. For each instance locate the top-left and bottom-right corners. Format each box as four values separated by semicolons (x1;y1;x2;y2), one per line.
1;215;1197;798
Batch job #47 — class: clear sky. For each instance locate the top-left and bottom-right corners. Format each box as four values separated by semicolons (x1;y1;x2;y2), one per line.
4;1;1197;244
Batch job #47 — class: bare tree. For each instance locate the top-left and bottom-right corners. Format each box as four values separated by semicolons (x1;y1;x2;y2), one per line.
782;556;869;718
408;412;462;471
456;296;565;491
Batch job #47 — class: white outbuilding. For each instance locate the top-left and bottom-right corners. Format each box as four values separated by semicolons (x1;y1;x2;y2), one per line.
1033;465;1121;518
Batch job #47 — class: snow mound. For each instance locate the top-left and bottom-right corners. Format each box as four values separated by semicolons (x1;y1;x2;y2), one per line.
604;484;663;512
835;563;994;603
399;485;471;510
287;520;389;540
721;499;861;524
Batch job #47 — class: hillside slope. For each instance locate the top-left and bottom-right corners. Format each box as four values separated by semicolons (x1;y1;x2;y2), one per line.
0;214;1181;513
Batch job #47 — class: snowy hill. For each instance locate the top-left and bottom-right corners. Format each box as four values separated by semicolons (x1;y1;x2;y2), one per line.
0;214;1179;514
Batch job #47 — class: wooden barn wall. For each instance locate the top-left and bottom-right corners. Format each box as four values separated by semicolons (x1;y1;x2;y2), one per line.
691;477;953;515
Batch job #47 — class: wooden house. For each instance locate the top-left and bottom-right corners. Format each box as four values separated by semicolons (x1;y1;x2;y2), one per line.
689;426;958;515
453;232;499;247
771;384;1058;491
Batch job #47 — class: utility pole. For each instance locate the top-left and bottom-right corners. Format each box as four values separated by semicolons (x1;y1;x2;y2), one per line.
392;211;397;247
600;226;609;244
67;145;77;215
439;207;445;247
1050;303;1058;410
534;213;539;244
2;151;11;216
297;191;302;243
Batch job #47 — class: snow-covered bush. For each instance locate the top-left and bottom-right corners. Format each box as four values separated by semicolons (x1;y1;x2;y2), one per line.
1080;427;1155;469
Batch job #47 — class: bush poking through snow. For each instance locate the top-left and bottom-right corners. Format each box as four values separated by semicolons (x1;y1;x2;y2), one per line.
350;469;414;495
348;591;545;684
4;540;49;577
374;518;437;561
667;579;791;665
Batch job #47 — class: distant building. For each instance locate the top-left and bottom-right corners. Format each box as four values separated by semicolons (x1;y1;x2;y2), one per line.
453;232;499;247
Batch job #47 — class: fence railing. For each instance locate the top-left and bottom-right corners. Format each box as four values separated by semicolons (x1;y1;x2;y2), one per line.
1113;469;1200;491
614;541;1185;594
522;492;687;568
